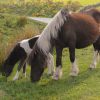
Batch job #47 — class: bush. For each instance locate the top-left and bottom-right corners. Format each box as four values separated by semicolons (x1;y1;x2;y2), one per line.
17;16;27;27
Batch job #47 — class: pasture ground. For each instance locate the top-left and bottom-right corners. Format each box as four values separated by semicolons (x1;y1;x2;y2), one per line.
0;47;100;100
0;0;100;100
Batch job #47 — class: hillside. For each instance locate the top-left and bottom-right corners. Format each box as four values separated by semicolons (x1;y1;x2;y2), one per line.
0;1;100;100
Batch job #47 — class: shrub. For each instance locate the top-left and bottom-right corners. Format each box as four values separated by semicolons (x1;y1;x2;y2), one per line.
17;16;27;27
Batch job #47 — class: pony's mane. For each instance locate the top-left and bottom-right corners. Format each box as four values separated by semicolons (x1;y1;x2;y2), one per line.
37;9;67;55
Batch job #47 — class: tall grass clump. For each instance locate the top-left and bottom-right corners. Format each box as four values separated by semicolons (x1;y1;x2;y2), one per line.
17;16;27;27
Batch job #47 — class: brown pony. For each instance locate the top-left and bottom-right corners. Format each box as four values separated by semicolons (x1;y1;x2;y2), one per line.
28;8;100;82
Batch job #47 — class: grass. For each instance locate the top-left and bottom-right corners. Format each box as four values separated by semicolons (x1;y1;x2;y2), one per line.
0;46;100;100
0;0;100;100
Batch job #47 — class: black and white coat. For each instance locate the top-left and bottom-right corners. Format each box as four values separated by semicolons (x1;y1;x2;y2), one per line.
2;35;55;80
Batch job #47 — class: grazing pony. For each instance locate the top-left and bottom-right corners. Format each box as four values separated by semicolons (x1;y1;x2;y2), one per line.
28;8;100;82
2;35;54;80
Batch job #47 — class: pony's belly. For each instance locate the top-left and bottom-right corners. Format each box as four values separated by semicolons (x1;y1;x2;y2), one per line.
75;30;99;49
76;43;91;49
76;38;96;49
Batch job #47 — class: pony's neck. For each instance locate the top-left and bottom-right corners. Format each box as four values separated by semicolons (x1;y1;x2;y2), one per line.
37;10;66;55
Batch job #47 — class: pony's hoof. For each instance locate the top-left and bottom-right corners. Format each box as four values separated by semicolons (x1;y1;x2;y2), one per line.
52;67;62;80
89;64;96;70
23;73;27;78
13;77;18;81
52;75;59;80
69;71;78;77
89;67;96;70
70;67;79;77
52;72;62;80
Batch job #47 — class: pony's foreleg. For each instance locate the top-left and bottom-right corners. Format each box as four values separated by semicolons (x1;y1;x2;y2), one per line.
22;63;27;78
69;45;79;76
47;53;55;75
53;47;63;80
13;71;19;81
13;59;25;81
89;50;99;69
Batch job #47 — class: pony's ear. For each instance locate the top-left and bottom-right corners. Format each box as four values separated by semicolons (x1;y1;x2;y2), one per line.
61;8;69;17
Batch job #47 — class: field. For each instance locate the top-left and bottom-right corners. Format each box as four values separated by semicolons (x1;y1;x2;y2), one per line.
0;0;100;100
1;47;100;100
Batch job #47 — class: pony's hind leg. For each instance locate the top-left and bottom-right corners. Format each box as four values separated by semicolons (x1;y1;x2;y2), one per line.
52;47;63;80
23;63;27;78
13;59;25;81
13;71;19;81
89;50;99;69
70;59;79;76
69;44;79;76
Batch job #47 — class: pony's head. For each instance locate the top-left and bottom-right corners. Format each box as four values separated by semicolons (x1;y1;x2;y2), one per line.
1;43;26;77
28;44;47;82
1;59;14;77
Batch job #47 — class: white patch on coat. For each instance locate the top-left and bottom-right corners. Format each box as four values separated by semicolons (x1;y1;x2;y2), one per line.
47;53;55;75
20;39;32;55
13;71;19;81
90;50;98;69
70;59;79;76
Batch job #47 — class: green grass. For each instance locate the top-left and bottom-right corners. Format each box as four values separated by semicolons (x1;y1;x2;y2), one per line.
0;46;100;100
0;0;100;99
